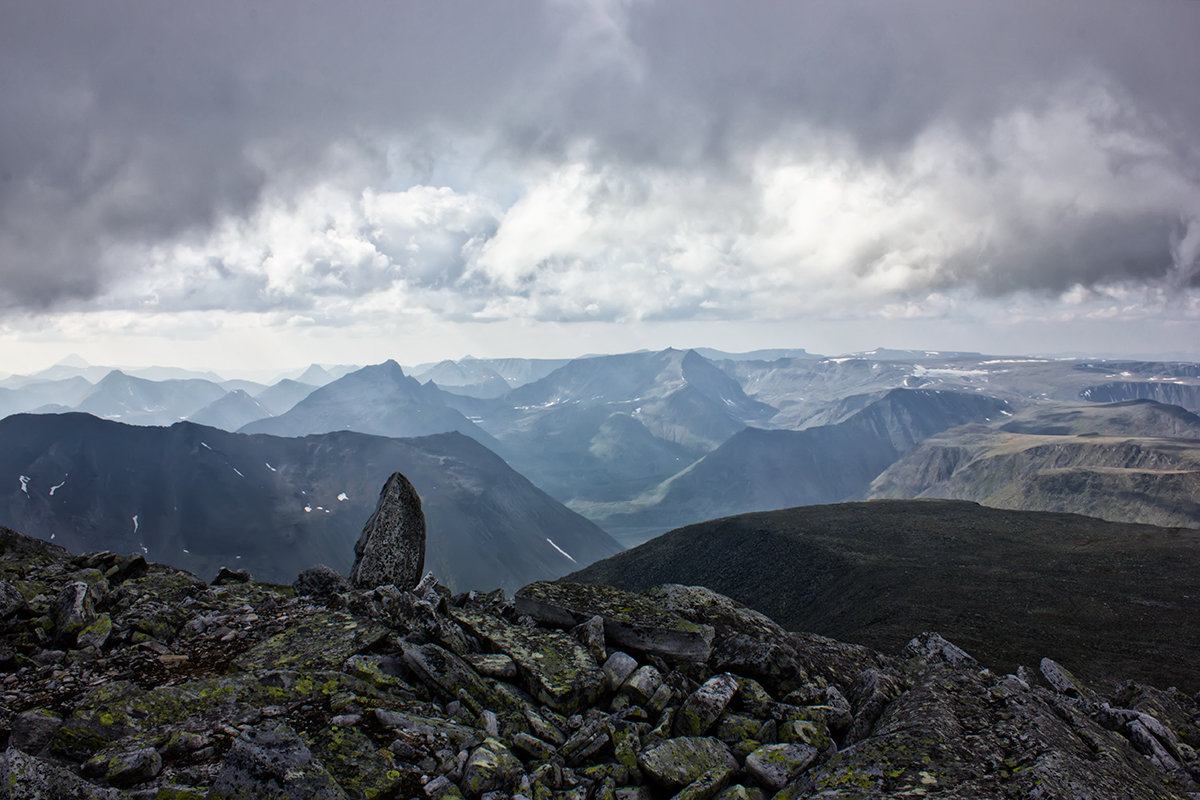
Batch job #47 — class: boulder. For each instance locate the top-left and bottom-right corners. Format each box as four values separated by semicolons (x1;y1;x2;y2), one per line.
461;737;523;797
675;673;739;736
0;579;24;618
10;709;63;755
637;737;738;791
292;564;350;597
212;567;251;585
209;723;346;800
743;743;820;791
350;472;425;591
515;581;714;661
0;747;125;799
51;581;96;646
450;606;606;714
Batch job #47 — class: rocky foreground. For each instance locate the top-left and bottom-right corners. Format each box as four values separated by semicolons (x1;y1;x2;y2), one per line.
1;525;1198;799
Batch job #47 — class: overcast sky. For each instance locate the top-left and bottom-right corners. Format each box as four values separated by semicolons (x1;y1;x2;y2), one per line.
2;0;1199;373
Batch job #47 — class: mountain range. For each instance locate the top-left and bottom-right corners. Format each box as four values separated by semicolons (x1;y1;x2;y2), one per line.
0;412;619;590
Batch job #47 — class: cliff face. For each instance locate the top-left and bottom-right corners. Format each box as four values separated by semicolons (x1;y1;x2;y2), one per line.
2;525;1198;799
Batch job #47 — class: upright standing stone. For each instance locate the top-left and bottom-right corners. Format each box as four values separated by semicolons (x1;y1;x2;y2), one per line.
350;472;426;590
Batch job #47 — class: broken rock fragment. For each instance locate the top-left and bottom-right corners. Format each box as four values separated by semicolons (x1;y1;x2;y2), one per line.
350;472;426;591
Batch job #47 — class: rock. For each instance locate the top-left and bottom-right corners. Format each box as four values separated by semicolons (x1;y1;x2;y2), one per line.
211;566;252;585
515;581;714;662
675;673;739;736
292;564;350;597
76;614;112;650
845;667;905;743
713;787;766;800
51;581;96;645
637;737;738;791
209;723;347;800
1040;657;1096;701
464;652;518;680
0;579;24;618
461;736;523;797
83;746;162;787
903;631;977;668
743;743;820;791
620;665;664;705
350;472;426;591
451;606;606;714
602;651;639;689
643;584;802;688
0;747;125;799
10;709;63;755
672;766;733;800
573;614;608;663
232;609;389;673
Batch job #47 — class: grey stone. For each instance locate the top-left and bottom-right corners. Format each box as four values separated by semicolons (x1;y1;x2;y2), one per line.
209;723;347;800
292;564;350;597
212;566;252;585
675;673;739;736
515;581;713;662
461;736;522;798
845;667;905;743
573;614;607;663
743;743;820;791
672;766;733;800
464;652;518;680
637;737;737;791
602;650;639;689
620;665;664;705
51;581;96;645
450;606;606;715
1040;657;1096;702
350;472;426;591
83;746;162;787
903;632;977;668
10;709;62;755
76;614;112;650
0;747;125;799
0;580;23;618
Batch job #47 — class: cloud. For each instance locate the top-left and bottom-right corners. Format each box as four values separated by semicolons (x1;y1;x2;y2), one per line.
1;0;1199;339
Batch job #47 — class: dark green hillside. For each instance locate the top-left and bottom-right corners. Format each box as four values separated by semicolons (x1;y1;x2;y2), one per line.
568;500;1200;692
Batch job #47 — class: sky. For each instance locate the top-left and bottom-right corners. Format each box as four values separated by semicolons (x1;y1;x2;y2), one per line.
2;0;1200;375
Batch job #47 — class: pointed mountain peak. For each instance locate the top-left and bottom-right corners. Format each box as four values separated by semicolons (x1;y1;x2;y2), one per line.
56;353;91;368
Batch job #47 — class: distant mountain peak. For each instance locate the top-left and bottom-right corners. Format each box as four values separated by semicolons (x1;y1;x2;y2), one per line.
55;353;91;367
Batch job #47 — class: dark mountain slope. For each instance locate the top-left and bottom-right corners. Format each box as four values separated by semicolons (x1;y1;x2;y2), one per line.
239;360;495;446
998;398;1200;438
593;388;1009;542
0;413;619;590
568;500;1200;692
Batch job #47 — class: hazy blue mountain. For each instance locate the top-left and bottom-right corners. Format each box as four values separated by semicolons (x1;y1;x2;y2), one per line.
478;349;778;504
296;364;335;386
693;347;822;361
592;388;1010;543
218;379;270;395
0;376;95;419
253;378;317;416
187;389;273;431
239;360;495;445
73;371;228;425
409;359;511;398
0;413;621;590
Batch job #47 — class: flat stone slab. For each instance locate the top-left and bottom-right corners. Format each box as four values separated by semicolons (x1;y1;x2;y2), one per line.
515;581;713;662
232;610;389;673
637;736;737;791
451;606;606;714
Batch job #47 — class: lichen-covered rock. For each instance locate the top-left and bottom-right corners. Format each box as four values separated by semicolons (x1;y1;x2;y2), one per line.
292;564;350;597
231;610;389;673
50;581;96;645
904;631;978;668
212;566;252;585
462;736;523;797
83;746;162;787
452;606;606;714
209;723;347;800
75;613;112;650
744;742;820;791
0;578;24;618
620;664;664;705
0;747;125;799
515;581;714;661
675;673;739;736
349;472;425;591
637;737;738;790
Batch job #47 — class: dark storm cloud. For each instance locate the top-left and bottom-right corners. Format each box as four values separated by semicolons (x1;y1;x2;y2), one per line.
1;0;1199;312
